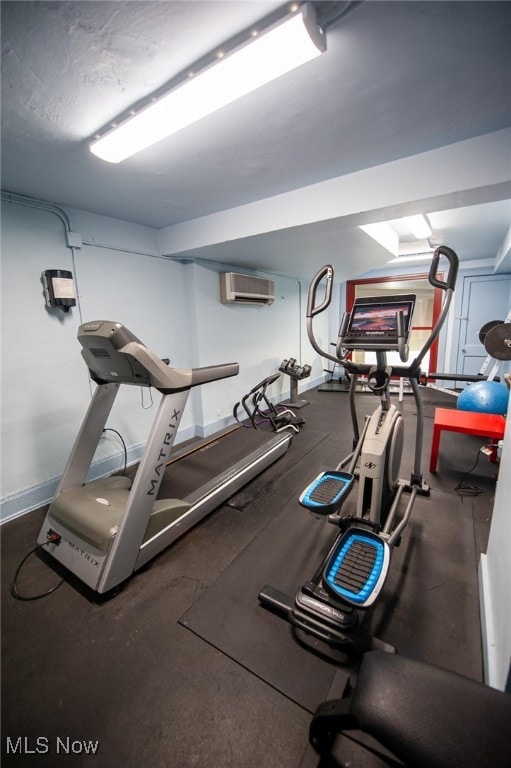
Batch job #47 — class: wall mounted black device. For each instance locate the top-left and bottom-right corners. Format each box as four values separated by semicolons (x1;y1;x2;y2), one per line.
42;269;76;312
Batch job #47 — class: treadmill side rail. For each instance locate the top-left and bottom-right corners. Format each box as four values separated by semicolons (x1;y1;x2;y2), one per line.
135;431;292;569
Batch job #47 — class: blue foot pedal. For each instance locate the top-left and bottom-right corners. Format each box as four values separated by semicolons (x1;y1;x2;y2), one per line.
323;528;390;607
299;471;354;514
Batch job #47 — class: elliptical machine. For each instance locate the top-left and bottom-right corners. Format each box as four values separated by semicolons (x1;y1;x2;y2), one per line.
259;246;458;652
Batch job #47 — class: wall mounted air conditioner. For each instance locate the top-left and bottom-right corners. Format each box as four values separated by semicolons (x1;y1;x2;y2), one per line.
220;272;274;305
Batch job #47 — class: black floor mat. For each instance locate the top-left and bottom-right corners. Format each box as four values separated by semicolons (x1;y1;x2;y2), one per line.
226;426;330;510
179;452;484;712
180;473;352;713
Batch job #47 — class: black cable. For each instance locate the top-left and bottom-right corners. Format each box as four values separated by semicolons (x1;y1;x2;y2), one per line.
141;386;154;409
103;427;128;475
11;537;65;601
454;448;484;497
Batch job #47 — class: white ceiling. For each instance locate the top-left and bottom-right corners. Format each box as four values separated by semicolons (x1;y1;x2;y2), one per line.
2;0;511;281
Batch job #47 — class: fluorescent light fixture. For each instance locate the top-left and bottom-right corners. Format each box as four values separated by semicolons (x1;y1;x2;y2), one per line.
359;223;399;257
90;3;325;163
401;214;432;239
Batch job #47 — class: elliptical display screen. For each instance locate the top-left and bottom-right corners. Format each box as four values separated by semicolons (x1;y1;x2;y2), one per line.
343;294;416;350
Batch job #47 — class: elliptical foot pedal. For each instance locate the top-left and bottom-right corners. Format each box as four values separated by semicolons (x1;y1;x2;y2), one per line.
323;528;390;607
299;471;354;514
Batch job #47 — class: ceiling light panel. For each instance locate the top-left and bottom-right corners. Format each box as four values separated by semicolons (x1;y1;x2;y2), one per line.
90;3;325;163
359;223;399;256
400;214;432;239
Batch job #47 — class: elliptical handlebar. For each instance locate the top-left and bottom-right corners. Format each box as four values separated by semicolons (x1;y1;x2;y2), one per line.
429;245;458;290
307;265;333;318
396;310;409;363
411;245;459;372
306;265;340;366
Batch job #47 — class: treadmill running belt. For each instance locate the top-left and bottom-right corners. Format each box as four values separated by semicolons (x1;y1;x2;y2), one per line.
156;426;277;500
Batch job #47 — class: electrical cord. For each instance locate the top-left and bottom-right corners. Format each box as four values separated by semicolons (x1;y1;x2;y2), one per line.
13;424;128;600
103;427;128;475
141;386;154;409
11;533;64;601
454;449;484;497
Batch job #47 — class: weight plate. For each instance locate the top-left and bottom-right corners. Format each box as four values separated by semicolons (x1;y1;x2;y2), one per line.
484;323;511;360
479;319;503;345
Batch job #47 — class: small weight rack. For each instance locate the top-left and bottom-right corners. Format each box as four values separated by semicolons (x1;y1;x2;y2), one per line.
278;358;311;409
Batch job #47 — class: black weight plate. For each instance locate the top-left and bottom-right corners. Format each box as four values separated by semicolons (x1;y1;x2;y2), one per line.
484;323;511;360
479;319;503;345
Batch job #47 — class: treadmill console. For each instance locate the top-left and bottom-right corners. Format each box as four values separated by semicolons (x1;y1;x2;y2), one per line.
77;321;237;393
342;294;416;351
78;321;155;386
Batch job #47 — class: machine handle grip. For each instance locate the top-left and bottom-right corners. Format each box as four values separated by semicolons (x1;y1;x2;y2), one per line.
307;265;334;318
397;309;409;362
429;245;459;290
336;313;351;359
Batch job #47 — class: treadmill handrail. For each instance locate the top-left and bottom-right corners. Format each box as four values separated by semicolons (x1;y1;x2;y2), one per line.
78;321;239;392
124;343;239;391
190;362;239;388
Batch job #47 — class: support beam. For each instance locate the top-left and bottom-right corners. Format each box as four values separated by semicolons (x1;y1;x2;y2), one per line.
160;129;511;257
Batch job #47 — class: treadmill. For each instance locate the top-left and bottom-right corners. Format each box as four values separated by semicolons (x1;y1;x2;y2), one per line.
37;321;292;594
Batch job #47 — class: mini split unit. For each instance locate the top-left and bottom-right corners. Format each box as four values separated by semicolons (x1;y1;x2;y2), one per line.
220;272;274;305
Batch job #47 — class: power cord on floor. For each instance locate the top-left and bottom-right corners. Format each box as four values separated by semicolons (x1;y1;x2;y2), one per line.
454;448;484;497
11;532;65;601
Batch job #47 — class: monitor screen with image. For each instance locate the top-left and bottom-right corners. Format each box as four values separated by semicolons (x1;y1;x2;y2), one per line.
343;294;416;350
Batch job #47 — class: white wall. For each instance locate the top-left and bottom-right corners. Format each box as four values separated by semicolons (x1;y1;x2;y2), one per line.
479;389;511;692
0;198;313;521
185;262;306;434
1;203;90;508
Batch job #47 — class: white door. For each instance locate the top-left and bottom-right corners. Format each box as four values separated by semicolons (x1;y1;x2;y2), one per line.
455;274;511;377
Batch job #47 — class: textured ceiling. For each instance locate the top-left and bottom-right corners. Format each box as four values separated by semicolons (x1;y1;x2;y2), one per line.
1;1;511;280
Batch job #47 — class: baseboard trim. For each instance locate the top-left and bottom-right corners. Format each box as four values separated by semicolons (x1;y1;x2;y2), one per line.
1;441;144;524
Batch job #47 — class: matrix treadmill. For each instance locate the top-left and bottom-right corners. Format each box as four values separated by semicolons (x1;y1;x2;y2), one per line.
38;321;292;594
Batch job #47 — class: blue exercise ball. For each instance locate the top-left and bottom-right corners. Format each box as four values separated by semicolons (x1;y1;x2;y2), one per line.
457;380;509;415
